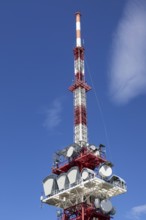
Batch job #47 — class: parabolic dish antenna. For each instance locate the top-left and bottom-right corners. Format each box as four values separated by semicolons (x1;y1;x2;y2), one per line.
99;165;112;178
66;146;74;157
100;199;112;213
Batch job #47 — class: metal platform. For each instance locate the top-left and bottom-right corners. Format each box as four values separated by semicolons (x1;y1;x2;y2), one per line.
52;151;106;175
42;176;127;209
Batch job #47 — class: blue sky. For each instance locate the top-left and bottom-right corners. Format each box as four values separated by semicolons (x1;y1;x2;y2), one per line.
0;0;146;220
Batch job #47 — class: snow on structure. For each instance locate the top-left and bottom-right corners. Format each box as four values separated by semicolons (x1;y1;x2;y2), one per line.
41;12;127;220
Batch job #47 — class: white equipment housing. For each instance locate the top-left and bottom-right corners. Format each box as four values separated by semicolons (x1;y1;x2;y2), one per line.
43;175;58;197
57;173;69;191
67;166;81;186
94;198;100;209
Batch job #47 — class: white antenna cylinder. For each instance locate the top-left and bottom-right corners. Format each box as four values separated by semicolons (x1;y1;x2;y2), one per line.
76;12;81;47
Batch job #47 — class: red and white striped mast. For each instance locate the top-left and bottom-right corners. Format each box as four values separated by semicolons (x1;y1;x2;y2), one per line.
41;13;127;220
69;12;91;146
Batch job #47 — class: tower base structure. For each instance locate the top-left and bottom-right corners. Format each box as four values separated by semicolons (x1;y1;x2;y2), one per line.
60;203;110;220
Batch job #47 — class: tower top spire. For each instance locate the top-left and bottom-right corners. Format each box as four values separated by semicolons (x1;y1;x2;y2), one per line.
75;12;82;47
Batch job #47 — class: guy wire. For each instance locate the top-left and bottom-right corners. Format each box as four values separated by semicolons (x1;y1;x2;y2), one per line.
85;55;113;162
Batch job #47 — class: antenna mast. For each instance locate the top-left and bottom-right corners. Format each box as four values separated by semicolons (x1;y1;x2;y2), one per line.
69;12;91;146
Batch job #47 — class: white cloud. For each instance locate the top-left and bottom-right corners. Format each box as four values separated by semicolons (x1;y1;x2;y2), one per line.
126;204;146;220
109;0;146;104
43;98;63;130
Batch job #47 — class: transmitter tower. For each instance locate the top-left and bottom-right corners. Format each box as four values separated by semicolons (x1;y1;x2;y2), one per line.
41;13;127;220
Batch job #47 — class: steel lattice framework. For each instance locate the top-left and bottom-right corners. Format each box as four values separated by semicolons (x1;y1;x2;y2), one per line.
69;12;91;145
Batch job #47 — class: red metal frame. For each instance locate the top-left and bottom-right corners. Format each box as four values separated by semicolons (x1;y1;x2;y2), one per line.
75;105;87;125
61;203;111;220
69;80;91;92
73;47;84;60
52;147;106;175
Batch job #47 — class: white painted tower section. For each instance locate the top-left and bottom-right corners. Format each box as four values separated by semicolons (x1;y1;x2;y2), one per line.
74;88;88;144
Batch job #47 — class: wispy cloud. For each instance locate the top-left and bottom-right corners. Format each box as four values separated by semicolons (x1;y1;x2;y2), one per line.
126;204;146;220
43;98;63;131
109;0;146;104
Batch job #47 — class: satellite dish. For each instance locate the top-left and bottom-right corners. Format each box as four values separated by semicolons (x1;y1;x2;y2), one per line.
94;198;100;208
66;146;75;157
99;164;112;178
66;144;81;158
81;168;95;180
100;199;112;213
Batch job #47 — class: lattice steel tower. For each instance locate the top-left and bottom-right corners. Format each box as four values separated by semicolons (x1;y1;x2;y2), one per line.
41;12;127;220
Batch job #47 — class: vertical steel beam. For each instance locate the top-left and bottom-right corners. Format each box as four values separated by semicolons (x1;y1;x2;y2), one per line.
82;205;84;220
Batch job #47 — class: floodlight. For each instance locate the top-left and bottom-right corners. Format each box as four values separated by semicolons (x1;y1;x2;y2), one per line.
57;173;69;191
67;166;81;185
43;175;58;197
81;168;95;181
